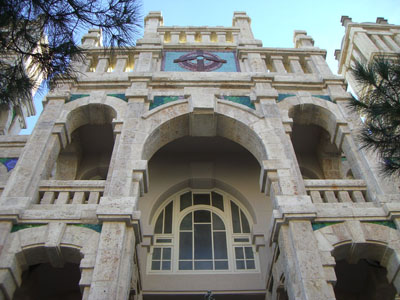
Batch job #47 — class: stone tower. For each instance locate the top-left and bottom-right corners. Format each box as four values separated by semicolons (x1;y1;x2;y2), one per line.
0;12;399;300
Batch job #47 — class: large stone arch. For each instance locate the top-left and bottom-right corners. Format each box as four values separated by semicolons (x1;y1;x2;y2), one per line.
314;221;400;294
141;103;269;166
0;224;100;299
278;96;345;143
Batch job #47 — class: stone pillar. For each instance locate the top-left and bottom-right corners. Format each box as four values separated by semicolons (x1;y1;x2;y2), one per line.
271;56;287;73
114;55;129;73
0;95;66;212
88;223;136;300
382;35;400;51
310;55;332;76
135;52;153;72
185;31;196;43
370;34;391;51
284;221;336;300
201;31;211;43
96;56;110;73
248;53;266;72
293;30;315;48
353;31;379;61
143;11;163;37
89;85;148;299
288;56;304;74
233;11;261;46
216;31;227;43
81;29;102;47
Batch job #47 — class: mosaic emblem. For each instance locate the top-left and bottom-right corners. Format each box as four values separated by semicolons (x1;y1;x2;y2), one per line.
173;50;227;71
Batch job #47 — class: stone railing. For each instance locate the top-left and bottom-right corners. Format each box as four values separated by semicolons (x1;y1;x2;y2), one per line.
38;180;105;205
158;27;240;44
304;179;368;203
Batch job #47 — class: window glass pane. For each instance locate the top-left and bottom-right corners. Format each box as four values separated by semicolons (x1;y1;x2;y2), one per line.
215;261;228;270
213;232;227;259
152;261;161;270
194;210;211;223
164;202;173;234
194;224;212;259
241;210;250;233
212;213;225;230
236;260;245;270
179;232;192;259
193;194;210;205
246;260;255;269
211;192;224;211
162;248;171;260
244;247;254;259
180;192;192;211
154;213;163;234
152;248;161;260
231;201;241;233
162;261;171;270
194;261;213;270
235;247;244;259
179;261;192;270
180;213;192;230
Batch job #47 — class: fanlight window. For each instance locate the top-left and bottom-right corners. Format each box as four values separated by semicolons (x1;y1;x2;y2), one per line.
150;190;257;273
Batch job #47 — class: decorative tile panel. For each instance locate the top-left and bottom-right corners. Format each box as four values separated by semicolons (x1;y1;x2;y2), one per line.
221;96;255;109
149;96;185;110
0;158;18;172
162;50;240;72
68;94;90;103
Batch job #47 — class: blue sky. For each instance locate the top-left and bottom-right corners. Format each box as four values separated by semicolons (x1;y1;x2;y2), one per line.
20;0;400;134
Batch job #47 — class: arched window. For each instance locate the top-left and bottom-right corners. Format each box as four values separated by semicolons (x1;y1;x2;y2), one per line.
149;190;257;273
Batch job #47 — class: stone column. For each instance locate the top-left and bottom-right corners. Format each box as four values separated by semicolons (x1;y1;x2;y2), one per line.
370;34;391;51
81;29;102;48
283;221;336;300
248;53;266;72
271;56;287;73
114;55;129;73
309;55;332;76
201;31;211;43
0;95;67;213
382;35;400;51
96;56;110;73
89;84;148;300
288;56;304;74
353;31;379;61
135;52;153;72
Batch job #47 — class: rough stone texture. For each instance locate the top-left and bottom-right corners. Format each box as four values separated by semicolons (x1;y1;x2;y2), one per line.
0;11;398;300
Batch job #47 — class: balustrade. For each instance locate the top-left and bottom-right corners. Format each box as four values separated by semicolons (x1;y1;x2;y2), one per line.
304;179;368;204
37;180;105;205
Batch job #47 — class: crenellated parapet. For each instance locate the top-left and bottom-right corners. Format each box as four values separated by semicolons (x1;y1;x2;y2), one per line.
336;16;400;97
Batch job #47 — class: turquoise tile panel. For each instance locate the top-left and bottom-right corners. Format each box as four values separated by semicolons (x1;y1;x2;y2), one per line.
223;96;255;110
149;96;185;110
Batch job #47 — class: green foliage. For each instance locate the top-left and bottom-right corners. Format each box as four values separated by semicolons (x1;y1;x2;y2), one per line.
349;55;400;177
0;0;142;108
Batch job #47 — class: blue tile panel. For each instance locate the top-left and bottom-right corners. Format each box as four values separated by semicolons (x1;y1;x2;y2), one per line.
0;158;18;172
222;96;255;110
11;224;45;233
364;221;397;230
68;94;90;103
149;96;185;110
107;94;127;102
277;94;296;102
162;50;240;72
312;95;333;102
311;222;340;231
73;224;103;232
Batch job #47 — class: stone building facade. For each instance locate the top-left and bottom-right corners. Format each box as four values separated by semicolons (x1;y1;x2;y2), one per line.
0;11;399;300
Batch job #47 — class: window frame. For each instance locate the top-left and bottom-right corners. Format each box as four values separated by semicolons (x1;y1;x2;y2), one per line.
148;188;258;274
